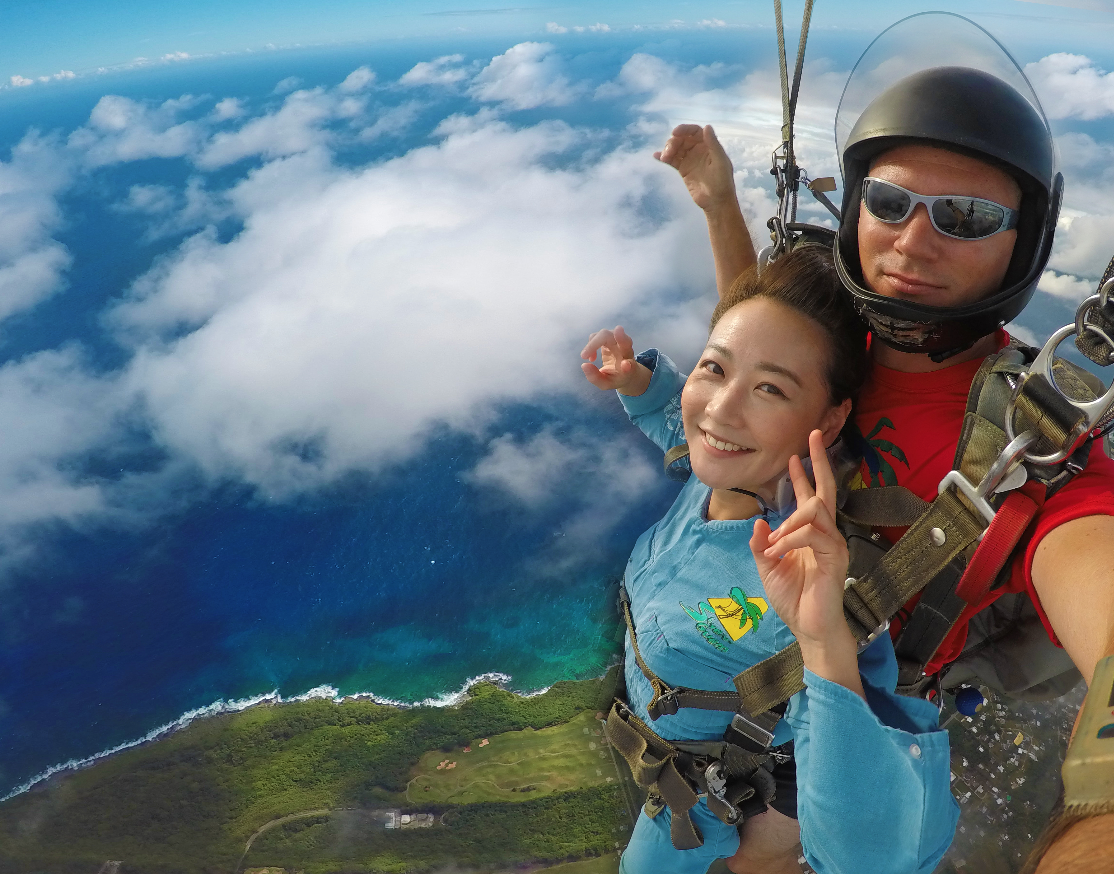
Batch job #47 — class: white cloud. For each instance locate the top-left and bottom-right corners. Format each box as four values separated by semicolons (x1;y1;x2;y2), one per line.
470;43;583;110
360;101;423;141
467;426;666;572
697;19;727;28
1038;269;1096;302
198;88;336;168
1006;322;1040;347
118;184;177;215
36;70;75;84
1048;213;1114;279
162;52;191;62
339;66;376;93
469;429;659;510
1026;53;1114;120
399;54;470;87
113;178;229;240
468;429;588;507
108;115;709;495
545;22;568;34
0;133;75;322
274;76;302;94
588;23;611;32
211;98;245;121
68;95;205;166
0;345;149;585
10;76;33;88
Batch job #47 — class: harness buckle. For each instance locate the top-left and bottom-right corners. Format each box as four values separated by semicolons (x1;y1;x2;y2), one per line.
703;760;740;823
936;431;1038;536
724;711;775;754
857;619;891;654
648;689;679;719
768;745;793;765
1006;302;1114;464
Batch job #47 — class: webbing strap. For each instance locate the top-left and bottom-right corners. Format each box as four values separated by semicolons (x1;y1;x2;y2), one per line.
605;701;771;848
619;584;742;719
846;488;984;635
663;444;690;469
733;642;805;717
1012;374;1089;459
840;486;930;528
953;486;1041;604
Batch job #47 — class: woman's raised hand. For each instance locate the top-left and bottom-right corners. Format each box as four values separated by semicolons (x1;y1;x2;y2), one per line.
654;124;737;212
581;326;647;394
749;430;857;659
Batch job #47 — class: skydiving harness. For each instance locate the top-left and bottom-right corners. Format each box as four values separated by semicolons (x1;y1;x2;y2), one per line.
606;270;1114;850
604;0;1114;850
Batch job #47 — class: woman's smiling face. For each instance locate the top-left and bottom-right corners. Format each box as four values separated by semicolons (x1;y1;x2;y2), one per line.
681;297;850;501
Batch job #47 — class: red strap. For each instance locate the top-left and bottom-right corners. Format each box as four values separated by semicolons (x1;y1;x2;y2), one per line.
954;487;1041;604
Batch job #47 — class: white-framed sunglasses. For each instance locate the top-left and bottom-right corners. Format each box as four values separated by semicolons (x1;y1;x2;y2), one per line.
862;177;1019;241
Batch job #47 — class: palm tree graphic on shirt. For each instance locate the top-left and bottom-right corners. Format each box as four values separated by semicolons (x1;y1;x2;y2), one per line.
845;417;910;488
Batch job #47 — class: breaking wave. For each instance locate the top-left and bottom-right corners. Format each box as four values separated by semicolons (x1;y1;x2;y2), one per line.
0;671;549;803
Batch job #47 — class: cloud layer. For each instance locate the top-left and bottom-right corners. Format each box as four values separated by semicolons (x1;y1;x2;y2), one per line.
0;39;1111;578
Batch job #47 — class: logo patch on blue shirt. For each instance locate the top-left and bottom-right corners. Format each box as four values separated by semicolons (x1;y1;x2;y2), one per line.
680;587;768;650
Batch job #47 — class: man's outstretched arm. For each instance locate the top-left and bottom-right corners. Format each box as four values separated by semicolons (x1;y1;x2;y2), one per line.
1030;515;1114;872
655;123;756;298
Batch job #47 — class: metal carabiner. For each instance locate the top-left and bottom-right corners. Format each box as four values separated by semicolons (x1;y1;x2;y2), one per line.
935;431;1037;535
1005;299;1114;465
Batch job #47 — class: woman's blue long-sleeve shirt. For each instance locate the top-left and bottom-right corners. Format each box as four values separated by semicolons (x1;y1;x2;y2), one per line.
618;349;959;874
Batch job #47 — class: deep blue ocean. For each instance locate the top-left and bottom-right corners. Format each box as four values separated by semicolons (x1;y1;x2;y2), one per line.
1;25;1112;802
0;32;733;799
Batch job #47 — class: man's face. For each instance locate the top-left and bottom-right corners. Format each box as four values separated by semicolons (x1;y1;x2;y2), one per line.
857;144;1022;308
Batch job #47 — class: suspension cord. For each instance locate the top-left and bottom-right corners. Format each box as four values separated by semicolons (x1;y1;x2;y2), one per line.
770;0;816;253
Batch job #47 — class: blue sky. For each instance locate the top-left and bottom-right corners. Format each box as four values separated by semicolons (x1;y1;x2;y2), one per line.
4;1;1114;87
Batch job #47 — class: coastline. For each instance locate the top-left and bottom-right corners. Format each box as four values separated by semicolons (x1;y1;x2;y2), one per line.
0;669;567;804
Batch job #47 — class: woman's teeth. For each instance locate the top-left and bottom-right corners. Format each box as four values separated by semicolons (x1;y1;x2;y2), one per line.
705;432;744;452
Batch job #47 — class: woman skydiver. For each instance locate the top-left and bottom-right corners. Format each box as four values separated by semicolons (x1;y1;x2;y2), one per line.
581;246;958;874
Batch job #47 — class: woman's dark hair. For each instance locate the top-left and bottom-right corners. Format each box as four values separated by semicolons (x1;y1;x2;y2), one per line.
710;245;869;405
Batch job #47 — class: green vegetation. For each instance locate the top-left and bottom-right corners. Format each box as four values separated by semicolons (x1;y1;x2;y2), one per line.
0;672;628;874
407;710;612;804
246;785;624;872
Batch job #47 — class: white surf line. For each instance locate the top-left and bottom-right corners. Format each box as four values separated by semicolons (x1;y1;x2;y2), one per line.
0;670;567;803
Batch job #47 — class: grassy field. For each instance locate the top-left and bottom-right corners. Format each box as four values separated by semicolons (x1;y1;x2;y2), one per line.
407;710;615;804
0;674;629;874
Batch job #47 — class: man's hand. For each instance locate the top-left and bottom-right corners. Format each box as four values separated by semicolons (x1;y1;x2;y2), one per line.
655;123;738;212
580;326;651;396
750;430;864;699
654;123;757;297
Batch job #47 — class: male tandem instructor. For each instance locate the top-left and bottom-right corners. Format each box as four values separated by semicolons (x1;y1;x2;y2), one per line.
657;48;1114;874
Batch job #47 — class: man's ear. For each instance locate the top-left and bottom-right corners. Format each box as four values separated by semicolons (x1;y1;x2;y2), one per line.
821;398;853;446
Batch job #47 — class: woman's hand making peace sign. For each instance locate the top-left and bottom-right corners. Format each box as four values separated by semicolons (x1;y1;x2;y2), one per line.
749;429;866;699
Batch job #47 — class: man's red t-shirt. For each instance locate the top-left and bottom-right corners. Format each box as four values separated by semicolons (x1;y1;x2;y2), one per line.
851;331;1114;674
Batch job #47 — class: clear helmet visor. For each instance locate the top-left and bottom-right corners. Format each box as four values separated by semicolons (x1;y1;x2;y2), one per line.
834;12;1052;181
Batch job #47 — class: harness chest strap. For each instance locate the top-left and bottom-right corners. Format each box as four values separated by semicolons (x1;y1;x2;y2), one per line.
618;583;749;718
889;345;1099;688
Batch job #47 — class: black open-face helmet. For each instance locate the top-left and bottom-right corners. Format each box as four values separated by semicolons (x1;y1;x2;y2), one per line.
833;13;1062;360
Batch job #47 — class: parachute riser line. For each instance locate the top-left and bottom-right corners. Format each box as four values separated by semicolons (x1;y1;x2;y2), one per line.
765;0;820;266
